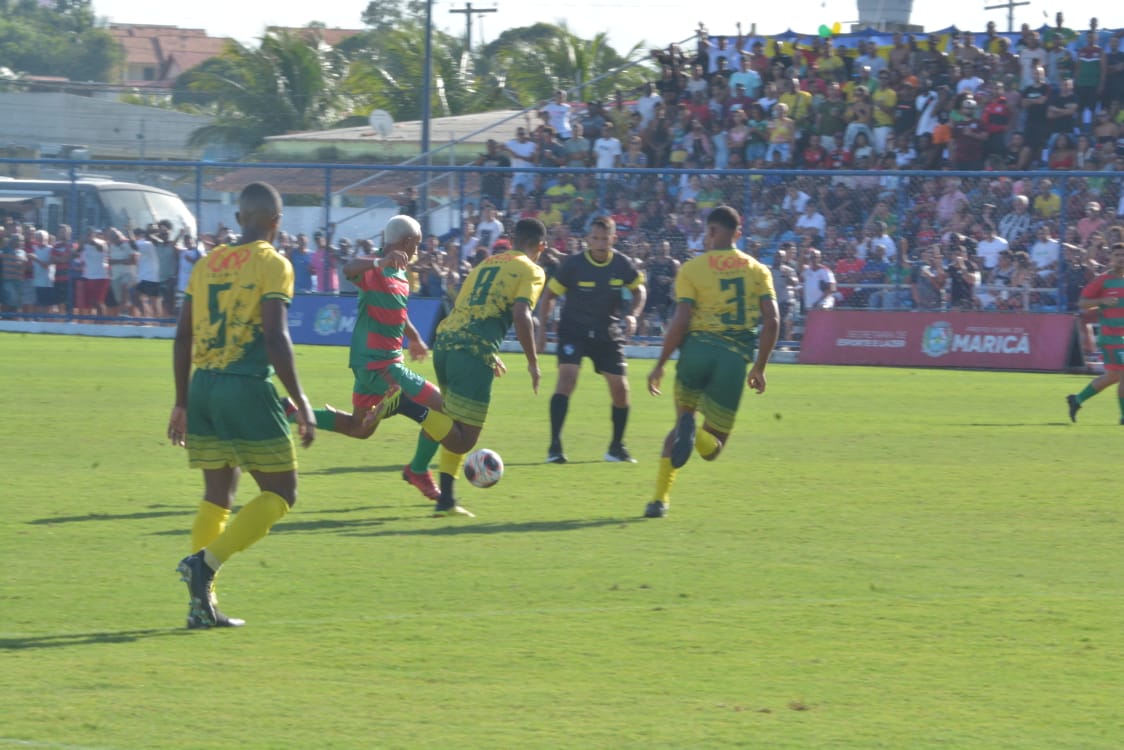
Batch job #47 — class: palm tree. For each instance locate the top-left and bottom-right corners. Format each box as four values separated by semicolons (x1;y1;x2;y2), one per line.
343;21;505;120
485;22;653;106
179;30;352;154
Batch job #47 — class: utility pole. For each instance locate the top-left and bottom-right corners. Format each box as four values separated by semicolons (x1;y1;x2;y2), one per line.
448;2;496;53
984;0;1029;33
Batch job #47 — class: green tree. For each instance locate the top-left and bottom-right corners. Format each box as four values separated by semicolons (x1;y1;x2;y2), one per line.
0;0;121;82
343;21;504;121
484;22;653;106
177;30;353;154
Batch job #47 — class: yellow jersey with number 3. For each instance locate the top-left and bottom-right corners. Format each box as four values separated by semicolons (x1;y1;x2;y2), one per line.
185;240;293;377
675;247;775;359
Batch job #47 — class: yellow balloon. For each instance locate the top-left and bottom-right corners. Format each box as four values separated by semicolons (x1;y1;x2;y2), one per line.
832;21;842;34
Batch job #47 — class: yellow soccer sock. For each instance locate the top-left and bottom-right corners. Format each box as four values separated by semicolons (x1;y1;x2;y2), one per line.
438;445;465;478
653;457;677;503
191;500;231;553
205;491;289;569
695;429;720;460
422;410;454;442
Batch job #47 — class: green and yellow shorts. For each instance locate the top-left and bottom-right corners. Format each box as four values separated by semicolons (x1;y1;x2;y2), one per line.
186;369;296;473
673;336;749;435
433;348;494;428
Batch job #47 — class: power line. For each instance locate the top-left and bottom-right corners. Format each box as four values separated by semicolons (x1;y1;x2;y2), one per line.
448;2;497;53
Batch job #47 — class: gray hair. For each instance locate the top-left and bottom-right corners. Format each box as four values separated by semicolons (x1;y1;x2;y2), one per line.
384;215;421;246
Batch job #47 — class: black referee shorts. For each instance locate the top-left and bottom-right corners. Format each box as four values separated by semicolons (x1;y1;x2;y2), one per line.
556;336;628;375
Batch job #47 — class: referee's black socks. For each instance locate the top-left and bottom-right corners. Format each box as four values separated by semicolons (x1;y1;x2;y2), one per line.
550;394;569;444
611;405;629;446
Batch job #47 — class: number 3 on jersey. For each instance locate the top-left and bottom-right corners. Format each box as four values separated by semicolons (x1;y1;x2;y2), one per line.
719;277;746;326
468;266;500;306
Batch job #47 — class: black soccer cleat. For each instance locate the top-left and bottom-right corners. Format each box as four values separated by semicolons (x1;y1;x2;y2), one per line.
177;552;217;629
670;412;696;469
546;443;568;464
604;444;637;463
643;500;668;518
187;605;246;630
1066;394;1081;423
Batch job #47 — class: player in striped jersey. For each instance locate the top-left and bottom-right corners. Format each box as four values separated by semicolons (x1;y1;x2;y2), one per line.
284;215;454;502
1067;243;1124;423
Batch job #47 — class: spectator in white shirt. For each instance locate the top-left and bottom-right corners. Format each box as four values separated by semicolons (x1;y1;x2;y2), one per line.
502;127;538;197
541;90;573;139
974;222;1009;270
802;248;837;311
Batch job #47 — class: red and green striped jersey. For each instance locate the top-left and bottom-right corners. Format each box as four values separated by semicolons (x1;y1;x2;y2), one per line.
1081;272;1124;344
349;265;411;370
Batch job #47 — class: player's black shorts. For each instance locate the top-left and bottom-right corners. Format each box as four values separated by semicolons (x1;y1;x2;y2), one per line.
556;336;627;376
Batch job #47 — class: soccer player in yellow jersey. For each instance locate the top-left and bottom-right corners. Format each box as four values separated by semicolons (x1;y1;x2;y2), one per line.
644;205;779;518
386;217;546;517
168;182;316;628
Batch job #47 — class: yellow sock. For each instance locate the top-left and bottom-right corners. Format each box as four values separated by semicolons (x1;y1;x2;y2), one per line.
438;445;465;477
653;457;677;502
695;429;719;459
205;491;289;569
422;410;454;442
191;500;231;553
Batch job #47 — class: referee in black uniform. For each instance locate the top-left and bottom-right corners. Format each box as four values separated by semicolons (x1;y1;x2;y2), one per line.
535;216;647;463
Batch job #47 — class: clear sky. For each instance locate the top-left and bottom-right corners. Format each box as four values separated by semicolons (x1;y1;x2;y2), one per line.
91;0;1113;52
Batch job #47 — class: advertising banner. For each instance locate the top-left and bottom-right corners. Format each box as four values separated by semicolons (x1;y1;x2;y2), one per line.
799;311;1077;371
288;294;445;347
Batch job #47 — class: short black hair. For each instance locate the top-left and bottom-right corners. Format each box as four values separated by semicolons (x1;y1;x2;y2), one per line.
513;217;547;249
589;215;616;233
707;205;740;232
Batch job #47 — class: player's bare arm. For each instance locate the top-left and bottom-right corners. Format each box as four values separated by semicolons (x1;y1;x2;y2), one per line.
262;298;315;448
168;297;194;447
648;300;693;396
534;285;558;353
513;299;540;394
404;315;429;361
625;283;647;337
749;297;780;394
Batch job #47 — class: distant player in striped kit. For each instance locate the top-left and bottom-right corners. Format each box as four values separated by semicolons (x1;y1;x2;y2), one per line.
285;215;452;503
1067;243;1124;424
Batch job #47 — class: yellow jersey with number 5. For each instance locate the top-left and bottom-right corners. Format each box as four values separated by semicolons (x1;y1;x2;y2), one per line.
675;248;775;359
185;240;293;377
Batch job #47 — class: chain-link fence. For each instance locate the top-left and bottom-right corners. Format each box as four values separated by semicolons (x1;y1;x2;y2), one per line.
0;158;1117;342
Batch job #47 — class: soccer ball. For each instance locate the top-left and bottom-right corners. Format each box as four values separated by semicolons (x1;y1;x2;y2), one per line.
463;448;504;488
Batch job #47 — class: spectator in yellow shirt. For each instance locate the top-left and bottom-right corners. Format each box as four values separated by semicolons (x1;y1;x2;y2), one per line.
1032;178;1061;220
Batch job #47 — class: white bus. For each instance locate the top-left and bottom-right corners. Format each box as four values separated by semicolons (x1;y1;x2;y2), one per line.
0;177;196;236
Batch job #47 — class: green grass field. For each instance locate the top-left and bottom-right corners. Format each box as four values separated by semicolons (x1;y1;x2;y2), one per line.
1;332;1122;750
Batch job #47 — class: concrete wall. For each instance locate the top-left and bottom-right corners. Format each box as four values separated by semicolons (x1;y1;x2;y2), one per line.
0;93;210;160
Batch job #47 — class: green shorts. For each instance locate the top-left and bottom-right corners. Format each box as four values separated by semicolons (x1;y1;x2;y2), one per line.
674;336;748;435
186;369;296;472
352;362;435;410
433;348;494;427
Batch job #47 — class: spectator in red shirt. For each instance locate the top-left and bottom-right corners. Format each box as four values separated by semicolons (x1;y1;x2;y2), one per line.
980;87;1014;158
834;243;866;308
610;197;640;240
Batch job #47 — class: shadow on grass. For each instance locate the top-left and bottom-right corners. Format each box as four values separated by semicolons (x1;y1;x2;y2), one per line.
0;628;196;651
505;459;611;467
965;421;1074;427
302;463;404;476
27;508;192;525
348;517;644;538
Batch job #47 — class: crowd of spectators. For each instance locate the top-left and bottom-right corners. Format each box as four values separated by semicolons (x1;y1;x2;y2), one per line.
445;15;1124;336
0;217;204;321
8;16;1124;343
